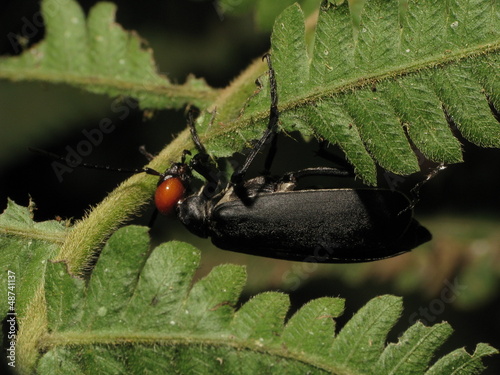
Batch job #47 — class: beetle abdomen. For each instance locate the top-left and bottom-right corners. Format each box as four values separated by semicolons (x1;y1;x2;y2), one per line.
210;189;431;263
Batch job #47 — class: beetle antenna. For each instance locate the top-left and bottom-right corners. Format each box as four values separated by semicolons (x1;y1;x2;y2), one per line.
29;147;161;176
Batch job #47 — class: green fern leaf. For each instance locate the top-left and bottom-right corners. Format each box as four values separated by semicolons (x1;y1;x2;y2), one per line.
1;202;497;374
1;0;498;189
425;343;499;375
0;199;67;317
255;1;500;184
329;294;403;372
0;0;217;109
282;297;345;358
38;229;500;374
375;321;453;374
231;292;289;345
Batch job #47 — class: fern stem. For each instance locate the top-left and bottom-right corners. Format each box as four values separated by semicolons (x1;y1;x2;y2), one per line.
55;129;192;275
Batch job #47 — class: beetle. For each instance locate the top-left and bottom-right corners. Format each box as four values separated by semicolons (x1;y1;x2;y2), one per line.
148;54;431;263
31;54;431;262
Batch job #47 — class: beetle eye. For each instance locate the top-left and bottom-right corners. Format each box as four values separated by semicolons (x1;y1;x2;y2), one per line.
155;177;186;215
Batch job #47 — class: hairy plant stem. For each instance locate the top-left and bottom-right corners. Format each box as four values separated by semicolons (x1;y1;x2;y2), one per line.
55;129;192;275
52;54;270;275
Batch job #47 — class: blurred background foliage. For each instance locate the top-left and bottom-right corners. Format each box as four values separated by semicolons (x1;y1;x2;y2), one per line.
0;0;499;372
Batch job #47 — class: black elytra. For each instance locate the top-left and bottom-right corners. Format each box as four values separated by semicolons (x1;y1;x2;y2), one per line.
155;54;431;263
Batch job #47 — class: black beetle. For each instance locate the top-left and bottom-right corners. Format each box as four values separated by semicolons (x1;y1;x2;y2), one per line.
176;175;431;263
31;55;431;262
150;54;431;263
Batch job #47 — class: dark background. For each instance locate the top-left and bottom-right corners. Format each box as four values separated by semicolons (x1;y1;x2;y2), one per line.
1;1;499;373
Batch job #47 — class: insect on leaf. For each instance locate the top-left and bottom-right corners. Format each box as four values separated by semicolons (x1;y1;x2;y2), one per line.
254;0;500;185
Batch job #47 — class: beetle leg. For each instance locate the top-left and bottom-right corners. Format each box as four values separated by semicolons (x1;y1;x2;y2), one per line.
183;108;223;199
282;167;353;183
405;162;447;212
187;109;207;155
231;53;280;190
138;145;155;161
262;128;278;176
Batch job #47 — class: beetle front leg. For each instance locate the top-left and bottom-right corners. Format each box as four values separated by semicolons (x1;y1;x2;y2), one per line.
231;53;280;197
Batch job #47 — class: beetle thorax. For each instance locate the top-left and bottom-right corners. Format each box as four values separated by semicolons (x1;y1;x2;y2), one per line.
177;195;212;238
